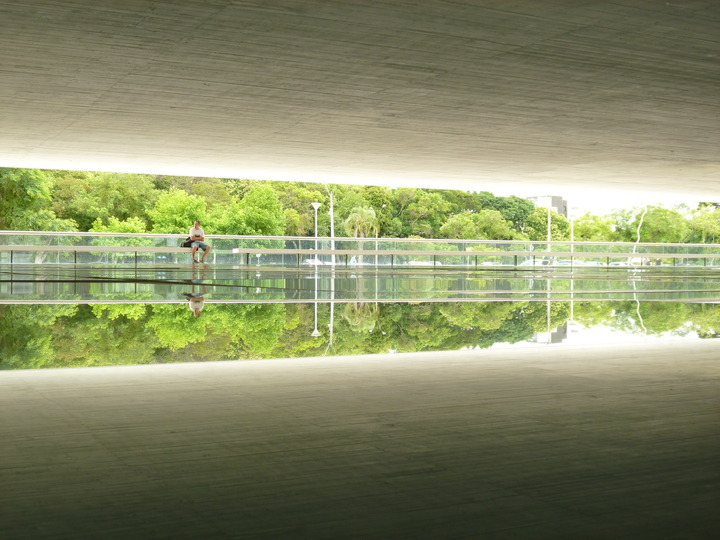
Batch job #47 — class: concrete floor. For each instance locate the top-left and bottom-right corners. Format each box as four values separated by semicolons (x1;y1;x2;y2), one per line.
1;340;719;539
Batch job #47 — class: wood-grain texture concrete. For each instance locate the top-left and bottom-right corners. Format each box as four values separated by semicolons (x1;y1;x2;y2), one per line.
1;1;718;197
1;340;718;539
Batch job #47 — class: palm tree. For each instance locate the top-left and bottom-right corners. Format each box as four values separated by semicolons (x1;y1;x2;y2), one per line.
342;207;378;264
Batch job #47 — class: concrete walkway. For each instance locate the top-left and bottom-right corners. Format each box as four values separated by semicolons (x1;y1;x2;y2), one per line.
2;340;719;539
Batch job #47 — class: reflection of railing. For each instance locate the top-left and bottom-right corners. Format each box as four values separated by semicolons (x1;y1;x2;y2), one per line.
4;264;720;304
2;230;720;267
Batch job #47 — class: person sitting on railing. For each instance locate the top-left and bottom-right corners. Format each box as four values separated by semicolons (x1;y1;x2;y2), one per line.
188;220;211;263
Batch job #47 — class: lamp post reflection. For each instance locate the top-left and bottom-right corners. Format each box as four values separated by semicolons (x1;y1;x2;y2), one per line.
311;269;321;338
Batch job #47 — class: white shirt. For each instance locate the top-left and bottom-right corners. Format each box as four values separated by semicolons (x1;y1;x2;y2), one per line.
189;297;205;312
189;226;205;238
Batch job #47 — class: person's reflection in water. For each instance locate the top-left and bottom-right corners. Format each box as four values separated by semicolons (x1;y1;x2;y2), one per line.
183;266;209;318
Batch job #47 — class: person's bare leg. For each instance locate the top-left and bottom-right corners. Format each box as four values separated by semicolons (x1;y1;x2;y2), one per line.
191;246;198;262
201;246;211;263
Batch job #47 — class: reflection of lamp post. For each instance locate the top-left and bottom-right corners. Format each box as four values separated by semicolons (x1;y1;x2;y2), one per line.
311;202;321;254
312;302;321;337
378;204;386;266
633;207;648;258
312;271;321;337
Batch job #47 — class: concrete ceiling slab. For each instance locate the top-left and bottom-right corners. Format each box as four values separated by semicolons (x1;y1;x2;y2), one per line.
1;1;718;199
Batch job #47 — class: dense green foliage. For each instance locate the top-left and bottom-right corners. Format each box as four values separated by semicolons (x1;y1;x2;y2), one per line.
1;167;716;243
2;300;718;369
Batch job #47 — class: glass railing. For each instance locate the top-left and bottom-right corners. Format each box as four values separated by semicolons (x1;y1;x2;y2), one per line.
2;231;720;267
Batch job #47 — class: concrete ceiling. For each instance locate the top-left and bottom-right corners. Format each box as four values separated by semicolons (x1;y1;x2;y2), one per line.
1;0;719;201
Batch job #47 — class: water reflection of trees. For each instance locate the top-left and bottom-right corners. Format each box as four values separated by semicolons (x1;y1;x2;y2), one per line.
2;301;719;369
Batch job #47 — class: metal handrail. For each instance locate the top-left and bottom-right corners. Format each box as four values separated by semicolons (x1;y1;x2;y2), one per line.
0;230;719;249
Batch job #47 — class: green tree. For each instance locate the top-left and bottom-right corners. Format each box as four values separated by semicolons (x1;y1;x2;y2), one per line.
689;206;720;243
0;168;77;231
572;301;616;328
51;305;159;367
405;191;451;237
574;213;614;241
0;304;78;369
206;184;285;242
90;216;148;235
153;176;233;210
343;206;378;264
477;192;534;233
610;206;691;244
89;216;152;261
362;186;394;236
237;185;285;236
269;181;327;236
342;302;379;333
440;210;519;240
436;190;479;215
633;206;690;243
343;206;378;238
283;208;303;236
149;188;207;233
147;304;211;350
51;171;158;231
524;207;570;241
332;185;369;233
440;302;520;331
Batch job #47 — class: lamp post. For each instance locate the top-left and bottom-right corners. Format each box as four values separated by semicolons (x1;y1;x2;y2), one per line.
546;197;552;244
325;187;335;266
569;206;579;254
370;204;386;267
311;202;321;254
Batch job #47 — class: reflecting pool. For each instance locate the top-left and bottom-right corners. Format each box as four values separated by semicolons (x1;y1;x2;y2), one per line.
2;264;720;369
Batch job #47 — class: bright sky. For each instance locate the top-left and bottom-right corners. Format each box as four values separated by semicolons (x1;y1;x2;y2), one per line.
495;186;702;217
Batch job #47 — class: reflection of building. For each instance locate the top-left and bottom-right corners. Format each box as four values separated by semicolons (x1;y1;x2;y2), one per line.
528;196;568;217
529;323;568;344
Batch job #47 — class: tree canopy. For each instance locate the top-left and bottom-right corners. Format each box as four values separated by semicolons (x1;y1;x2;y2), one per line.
3;299;717;370
2;167;717;245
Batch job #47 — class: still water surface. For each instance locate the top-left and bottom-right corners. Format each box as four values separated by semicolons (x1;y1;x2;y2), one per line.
2;265;719;369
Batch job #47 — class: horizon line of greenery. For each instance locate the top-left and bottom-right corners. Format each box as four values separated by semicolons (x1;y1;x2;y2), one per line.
2;167;719;244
